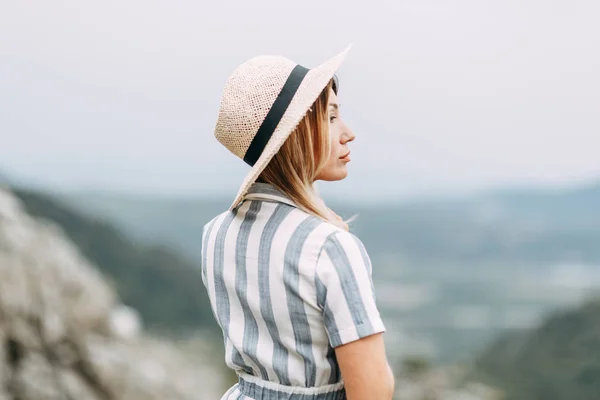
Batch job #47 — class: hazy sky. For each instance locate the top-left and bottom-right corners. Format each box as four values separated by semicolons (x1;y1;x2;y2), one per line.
1;0;599;201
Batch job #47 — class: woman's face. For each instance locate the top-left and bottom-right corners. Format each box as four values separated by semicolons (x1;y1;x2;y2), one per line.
315;88;356;182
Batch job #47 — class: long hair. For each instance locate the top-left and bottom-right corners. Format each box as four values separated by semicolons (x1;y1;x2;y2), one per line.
257;79;348;230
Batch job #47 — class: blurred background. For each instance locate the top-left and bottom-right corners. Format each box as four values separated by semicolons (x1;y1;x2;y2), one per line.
1;1;599;399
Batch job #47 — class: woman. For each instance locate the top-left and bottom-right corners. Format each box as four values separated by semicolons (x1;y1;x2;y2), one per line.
202;46;395;399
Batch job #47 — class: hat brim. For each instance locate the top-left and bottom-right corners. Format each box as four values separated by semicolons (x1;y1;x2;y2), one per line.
228;45;352;210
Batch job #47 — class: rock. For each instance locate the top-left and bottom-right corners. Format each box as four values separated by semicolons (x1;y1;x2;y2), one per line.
108;306;141;341
12;353;63;400
60;368;104;400
0;188;224;399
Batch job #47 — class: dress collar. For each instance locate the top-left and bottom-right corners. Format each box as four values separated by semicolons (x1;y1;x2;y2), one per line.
243;183;297;208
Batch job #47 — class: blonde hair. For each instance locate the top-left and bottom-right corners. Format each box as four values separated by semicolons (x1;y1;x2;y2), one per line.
257;80;349;231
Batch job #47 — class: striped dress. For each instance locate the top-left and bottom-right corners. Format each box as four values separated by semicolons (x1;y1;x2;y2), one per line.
201;183;386;399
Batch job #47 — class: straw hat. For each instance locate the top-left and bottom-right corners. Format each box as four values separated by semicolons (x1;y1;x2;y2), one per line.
214;45;352;210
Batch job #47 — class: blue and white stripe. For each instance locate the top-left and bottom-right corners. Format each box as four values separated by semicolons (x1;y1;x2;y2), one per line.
201;183;385;400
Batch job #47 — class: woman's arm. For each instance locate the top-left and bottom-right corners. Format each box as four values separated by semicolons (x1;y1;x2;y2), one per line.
315;231;392;397
335;333;395;399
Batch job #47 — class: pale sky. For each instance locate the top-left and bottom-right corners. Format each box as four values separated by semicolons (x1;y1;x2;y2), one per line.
1;0;599;201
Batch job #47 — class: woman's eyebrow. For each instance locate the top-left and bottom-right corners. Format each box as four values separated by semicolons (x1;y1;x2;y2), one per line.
328;103;340;110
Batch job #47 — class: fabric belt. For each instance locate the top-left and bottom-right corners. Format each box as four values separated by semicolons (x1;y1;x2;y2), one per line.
237;372;346;400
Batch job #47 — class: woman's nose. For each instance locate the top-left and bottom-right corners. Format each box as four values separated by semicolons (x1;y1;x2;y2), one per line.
341;120;356;143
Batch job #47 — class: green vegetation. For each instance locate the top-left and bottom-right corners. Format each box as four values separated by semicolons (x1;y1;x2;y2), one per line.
400;355;432;378
469;297;600;400
13;188;219;336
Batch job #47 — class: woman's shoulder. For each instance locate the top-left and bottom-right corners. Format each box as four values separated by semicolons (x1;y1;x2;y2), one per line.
318;228;368;257
201;211;231;243
203;212;225;230
200;207;367;254
302;218;367;258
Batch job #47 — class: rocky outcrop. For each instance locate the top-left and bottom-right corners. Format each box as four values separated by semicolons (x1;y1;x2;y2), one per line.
0;188;224;399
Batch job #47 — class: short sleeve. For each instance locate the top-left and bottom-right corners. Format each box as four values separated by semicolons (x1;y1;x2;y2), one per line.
315;231;386;348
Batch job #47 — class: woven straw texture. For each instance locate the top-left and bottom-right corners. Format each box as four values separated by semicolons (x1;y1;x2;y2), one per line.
213;46;351;210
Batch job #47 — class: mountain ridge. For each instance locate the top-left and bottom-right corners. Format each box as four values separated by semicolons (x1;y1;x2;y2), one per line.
54;180;600;267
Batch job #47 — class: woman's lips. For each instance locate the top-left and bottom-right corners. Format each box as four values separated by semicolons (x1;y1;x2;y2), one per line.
340;151;351;162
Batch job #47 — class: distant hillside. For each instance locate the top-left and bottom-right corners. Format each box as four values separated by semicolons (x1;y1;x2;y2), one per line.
61;181;600;266
60;192;226;263
0;172;11;186
346;181;600;266
12;187;219;336
468;296;600;400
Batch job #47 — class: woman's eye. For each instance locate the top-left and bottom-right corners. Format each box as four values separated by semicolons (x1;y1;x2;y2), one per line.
329;115;337;123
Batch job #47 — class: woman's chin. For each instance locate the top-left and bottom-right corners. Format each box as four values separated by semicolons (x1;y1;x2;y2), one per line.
316;167;348;182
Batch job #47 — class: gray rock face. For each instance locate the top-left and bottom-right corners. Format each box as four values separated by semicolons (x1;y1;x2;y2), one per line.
0;189;224;400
